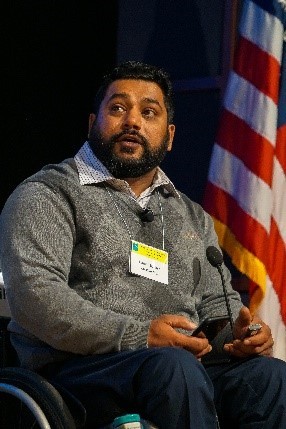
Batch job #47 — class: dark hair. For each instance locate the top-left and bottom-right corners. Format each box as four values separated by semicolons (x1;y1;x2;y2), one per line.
92;61;174;123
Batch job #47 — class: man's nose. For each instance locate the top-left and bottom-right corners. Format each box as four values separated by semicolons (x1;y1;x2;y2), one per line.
122;109;141;129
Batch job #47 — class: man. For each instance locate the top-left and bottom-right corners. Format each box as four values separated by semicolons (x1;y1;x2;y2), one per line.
0;61;285;428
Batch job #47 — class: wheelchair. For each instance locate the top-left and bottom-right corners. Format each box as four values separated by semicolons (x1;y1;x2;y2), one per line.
0;274;159;429
0;288;86;428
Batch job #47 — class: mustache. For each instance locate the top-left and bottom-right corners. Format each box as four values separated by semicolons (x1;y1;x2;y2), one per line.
111;130;148;147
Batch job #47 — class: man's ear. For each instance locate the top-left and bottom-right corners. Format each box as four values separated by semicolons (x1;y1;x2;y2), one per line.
88;113;96;135
167;124;175;151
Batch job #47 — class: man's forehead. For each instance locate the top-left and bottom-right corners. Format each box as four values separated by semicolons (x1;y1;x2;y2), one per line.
105;79;164;101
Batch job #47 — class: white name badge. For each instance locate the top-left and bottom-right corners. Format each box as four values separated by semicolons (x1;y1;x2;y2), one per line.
129;240;168;284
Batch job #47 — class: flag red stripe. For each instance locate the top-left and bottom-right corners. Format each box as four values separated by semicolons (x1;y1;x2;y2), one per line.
233;37;280;103
276;124;286;171
217;109;274;185
268;218;286;323
203;182;268;262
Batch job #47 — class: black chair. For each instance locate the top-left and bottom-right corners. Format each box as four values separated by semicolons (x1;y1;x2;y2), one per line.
0;316;86;429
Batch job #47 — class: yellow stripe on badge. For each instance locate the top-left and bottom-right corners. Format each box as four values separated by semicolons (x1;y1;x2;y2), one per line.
131;240;168;264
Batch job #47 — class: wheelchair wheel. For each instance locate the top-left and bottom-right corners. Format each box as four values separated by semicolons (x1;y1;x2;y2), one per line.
0;367;77;429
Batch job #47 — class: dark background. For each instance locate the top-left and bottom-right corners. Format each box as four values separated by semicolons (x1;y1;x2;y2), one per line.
2;1;118;209
2;0;239;211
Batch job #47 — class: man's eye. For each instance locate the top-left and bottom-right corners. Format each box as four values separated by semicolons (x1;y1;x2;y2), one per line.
143;109;156;118
110;105;125;113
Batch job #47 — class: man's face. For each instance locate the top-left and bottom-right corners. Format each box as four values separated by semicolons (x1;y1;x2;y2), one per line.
88;79;175;178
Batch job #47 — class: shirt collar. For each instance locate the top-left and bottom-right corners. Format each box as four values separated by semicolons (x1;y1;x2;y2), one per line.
74;141;180;199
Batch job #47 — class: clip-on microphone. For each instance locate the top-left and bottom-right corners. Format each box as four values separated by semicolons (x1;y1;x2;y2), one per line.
140;208;154;222
206;246;235;336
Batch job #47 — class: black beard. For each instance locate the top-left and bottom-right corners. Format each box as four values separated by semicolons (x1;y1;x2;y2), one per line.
88;126;170;179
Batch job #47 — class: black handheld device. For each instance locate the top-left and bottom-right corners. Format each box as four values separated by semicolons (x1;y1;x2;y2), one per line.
191;315;230;342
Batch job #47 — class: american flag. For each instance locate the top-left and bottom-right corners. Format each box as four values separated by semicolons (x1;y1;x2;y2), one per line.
203;0;286;360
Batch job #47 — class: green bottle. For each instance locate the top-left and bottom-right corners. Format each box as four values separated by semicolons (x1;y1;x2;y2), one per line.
112;413;142;428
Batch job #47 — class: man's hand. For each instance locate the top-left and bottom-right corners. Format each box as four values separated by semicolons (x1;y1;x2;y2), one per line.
147;314;212;359
224;306;274;357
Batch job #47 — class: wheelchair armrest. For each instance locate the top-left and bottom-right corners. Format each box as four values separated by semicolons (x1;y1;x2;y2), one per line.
0;317;19;368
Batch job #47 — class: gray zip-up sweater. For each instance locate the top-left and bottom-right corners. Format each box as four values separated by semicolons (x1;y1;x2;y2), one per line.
0;158;242;370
